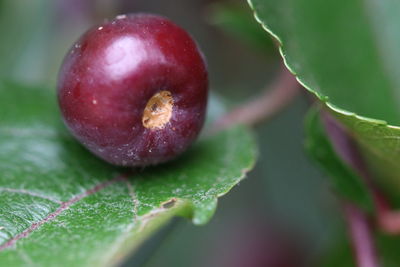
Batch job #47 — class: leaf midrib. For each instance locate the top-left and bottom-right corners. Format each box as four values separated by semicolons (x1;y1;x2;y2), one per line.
0;174;137;252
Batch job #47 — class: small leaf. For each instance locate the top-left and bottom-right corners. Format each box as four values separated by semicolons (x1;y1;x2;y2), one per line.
0;82;257;266
248;0;400;196
304;107;373;212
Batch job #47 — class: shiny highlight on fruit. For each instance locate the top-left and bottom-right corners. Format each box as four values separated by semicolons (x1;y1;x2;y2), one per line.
57;13;208;166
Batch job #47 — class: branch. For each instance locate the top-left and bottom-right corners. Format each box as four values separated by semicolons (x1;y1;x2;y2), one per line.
343;203;379;267
211;65;299;133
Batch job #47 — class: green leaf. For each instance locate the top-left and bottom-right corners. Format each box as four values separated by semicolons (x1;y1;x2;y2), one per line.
247;0;400;197
207;2;274;53
304;107;373;212
0;82;257;266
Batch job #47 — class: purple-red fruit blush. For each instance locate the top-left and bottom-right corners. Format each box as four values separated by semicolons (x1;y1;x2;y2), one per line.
57;14;208;166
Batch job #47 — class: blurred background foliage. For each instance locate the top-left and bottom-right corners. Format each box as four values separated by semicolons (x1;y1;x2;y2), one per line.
0;0;353;266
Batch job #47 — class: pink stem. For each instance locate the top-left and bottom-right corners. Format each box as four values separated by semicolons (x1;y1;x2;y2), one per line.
343;203;379;267
322;113;380;267
211;65;299;133
323;112;400;234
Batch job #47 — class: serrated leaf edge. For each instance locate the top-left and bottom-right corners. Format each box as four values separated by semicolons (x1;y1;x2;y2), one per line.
246;0;400;132
104;128;258;266
104;164;257;266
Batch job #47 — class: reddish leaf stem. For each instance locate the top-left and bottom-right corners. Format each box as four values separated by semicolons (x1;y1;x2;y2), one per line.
343;203;379;267
322;112;400;234
212;65;299;132
322;113;380;267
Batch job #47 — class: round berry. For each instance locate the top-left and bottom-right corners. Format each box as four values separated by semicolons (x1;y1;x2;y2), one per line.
57;14;208;166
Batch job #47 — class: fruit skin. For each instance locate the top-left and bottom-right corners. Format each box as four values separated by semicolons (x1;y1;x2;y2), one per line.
57;13;208;166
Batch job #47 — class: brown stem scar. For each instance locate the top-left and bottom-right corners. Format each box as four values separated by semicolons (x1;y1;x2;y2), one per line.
142;91;174;130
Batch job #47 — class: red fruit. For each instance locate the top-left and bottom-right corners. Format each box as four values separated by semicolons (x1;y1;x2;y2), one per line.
57;14;208;166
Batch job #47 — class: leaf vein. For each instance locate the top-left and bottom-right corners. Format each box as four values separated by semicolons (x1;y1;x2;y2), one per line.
123;178;139;221
0;174;127;251
0;188;62;204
